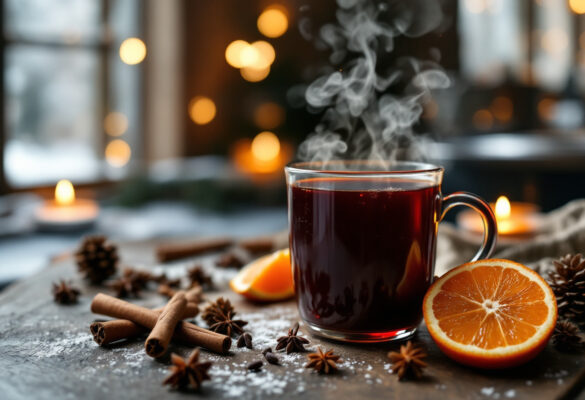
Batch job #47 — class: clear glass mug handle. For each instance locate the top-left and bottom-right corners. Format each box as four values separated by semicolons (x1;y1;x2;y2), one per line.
441;192;498;261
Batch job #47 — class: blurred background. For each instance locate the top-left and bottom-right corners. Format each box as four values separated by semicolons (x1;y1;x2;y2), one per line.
2;0;585;284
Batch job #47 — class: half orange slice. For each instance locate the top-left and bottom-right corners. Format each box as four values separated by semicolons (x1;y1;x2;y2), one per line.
423;259;557;368
230;248;294;302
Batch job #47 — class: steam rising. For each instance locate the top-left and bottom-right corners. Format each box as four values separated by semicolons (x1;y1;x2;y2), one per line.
299;0;449;165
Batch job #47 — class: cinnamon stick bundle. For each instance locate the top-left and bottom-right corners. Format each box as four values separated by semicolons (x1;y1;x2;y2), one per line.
156;237;233;262
145;292;186;358
90;303;199;346
90;293;231;354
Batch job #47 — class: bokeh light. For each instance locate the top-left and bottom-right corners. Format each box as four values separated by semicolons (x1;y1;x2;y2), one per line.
240;66;271;82
491;96;513;123
225;40;250;68
189;97;217;125
104;112;128;136
250;41;275;69
472;109;494;130
253;102;285;129
225;40;275;71
119;38;147;65
538;98;556;121
569;0;585;14
55;180;75;206
541;29;568;55
257;6;289;38
251;131;280;161
105;139;132;168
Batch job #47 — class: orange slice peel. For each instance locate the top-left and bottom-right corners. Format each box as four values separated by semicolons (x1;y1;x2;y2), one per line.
423;259;557;369
230;248;294;302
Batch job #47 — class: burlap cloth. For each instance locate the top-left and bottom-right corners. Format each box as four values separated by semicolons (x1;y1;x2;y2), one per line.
436;199;585;277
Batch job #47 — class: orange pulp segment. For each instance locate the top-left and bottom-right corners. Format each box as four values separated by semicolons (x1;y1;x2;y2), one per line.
230;248;294;301
423;259;557;368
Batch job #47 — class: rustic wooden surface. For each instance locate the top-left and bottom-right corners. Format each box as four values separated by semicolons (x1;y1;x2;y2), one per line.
0;239;584;400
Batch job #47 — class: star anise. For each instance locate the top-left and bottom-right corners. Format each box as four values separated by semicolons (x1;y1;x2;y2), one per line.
154;273;182;287
305;347;341;374
388;341;427;380
108;269;146;298
202;297;247;337
553;320;585;352
163;349;212;390
276;322;309;354
187;265;213;288
52;280;80;304
208;310;248;337
201;297;234;324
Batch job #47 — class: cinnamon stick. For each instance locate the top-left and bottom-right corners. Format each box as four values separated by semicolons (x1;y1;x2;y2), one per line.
145;292;187;358
159;284;203;304
238;236;274;254
91;293;231;354
90;303;199;346
156;237;233;262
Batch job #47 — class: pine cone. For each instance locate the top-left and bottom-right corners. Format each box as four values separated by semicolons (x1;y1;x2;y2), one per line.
553;320;585;352
75;236;119;284
548;254;585;327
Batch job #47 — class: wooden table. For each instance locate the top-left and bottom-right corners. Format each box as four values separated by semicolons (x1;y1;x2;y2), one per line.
0;239;583;400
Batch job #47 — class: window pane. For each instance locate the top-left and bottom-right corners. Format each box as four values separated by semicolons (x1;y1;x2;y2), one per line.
5;46;101;186
5;0;102;42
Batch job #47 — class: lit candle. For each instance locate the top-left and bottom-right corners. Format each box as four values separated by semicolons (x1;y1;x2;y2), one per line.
231;132;292;178
457;195;542;237
35;180;99;230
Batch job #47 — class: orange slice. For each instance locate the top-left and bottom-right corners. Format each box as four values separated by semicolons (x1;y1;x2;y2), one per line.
230;248;294;302
423;259;557;369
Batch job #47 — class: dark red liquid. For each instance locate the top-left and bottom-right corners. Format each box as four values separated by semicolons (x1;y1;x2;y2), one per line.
289;178;441;336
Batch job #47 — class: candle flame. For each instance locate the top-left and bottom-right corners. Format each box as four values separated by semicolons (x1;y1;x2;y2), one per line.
55;180;75;206
251;131;280;162
495;196;511;220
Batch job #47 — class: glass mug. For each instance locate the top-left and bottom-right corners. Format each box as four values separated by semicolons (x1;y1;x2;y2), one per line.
285;161;497;342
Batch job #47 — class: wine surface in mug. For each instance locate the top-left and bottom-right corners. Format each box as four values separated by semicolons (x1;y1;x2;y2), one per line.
290;178;441;336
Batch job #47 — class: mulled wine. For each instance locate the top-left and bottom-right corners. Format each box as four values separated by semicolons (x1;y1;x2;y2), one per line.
289;178;441;340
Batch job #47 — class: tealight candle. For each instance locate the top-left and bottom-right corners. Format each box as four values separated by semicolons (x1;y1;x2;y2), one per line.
457;195;542;237
35;180;99;230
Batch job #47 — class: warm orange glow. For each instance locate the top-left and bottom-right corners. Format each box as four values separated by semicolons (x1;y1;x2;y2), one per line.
538;98;556;121
495;196;511;220
225;40;251;68
570;0;585;14
104;111;128;136
105;139;131;168
225;40;275;72
55;180;75;206
231;138;291;176
240;65;271;82
119;38;147;65
257;6;289;38
251;131;280;162
250;41;275;69
189;96;217;125
491;96;513;122
472;109;494;130
541;29;568;54
253;102;285;129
